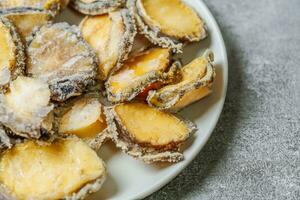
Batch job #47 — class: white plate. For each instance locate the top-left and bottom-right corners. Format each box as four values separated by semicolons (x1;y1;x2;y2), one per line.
57;0;228;199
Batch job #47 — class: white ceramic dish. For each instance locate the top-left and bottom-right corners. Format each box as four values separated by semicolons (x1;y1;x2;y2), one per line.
56;0;228;199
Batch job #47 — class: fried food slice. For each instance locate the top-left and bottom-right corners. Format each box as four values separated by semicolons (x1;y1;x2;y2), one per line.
71;0;125;15
0;0;69;13
147;50;216;112
0;138;106;200
27;23;98;102
59;96;108;150
80;9;136;80
129;0;207;53
0;77;53;138
0;17;25;91
0;7;53;40
106;48;181;103
129;34;152;57
106;102;196;163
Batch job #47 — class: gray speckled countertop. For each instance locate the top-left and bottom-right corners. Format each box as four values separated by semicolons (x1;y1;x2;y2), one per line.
146;0;300;199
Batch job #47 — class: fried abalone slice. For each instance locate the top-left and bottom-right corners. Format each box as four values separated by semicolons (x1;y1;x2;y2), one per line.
106;102;196;163
80;9;136;80
0;76;53;138
130;0;207;53
0;138;106;200
0;8;53;40
129;34;152;57
0;17;25;91
27;23;98;102
106;48;180;103
0;0;69;13
58;96;109;150
147;50;216;112
71;0;125;15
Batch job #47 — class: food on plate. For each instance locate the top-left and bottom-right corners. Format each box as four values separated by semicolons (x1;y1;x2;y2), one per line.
129;0;207;53
106;102;196;163
0;0;218;195
71;0;125;15
105;48;181;103
0;138;106;200
0;17;25;91
0;7;53;40
58;96;109;150
0;77;53;138
80;9;136;80
27;23;98;102
0;0;69;14
147;50;215;112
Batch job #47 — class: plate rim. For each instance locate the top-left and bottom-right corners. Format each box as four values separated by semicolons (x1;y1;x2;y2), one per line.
130;1;229;199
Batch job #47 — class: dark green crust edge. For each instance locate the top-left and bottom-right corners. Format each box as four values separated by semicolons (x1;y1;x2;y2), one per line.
104;105;197;163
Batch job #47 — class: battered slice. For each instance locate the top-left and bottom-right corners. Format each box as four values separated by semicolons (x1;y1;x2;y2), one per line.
129;0;207;53
106;48;181;103
80;8;136;80
129;34;152;57
147;50;216;112
106;102;196;163
71;0;125;15
0;138;106;200
0;0;69;13
0;17;25;91
58;96;109;150
27;23;98;101
0;7;53;40
0;77;53;138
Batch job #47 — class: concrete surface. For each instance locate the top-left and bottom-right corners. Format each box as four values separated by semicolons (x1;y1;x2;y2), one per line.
146;0;300;199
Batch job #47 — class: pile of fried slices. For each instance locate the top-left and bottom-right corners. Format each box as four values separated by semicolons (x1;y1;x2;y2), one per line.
0;0;216;199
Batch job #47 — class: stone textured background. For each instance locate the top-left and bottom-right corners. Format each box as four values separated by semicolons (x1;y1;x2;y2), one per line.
146;0;300;199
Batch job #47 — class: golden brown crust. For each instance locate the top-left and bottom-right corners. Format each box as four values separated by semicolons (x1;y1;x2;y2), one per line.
128;0;207;53
55;94;110;150
80;8;136;80
105;48;181;103
0;138;106;200
104;103;197;163
147;50;216;111
0;7;53;40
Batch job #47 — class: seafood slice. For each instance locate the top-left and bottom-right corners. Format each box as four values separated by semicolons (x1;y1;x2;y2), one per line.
0;77;53;139
0;0;69;13
147;50;216;112
0;8;53;40
80;8;136;80
129;34;152;57
106;48;181;103
58;96;109;150
27;23;98;102
0;17;25;91
130;0;207;53
0;138;106;200
106;102;196;163
71;0;125;15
